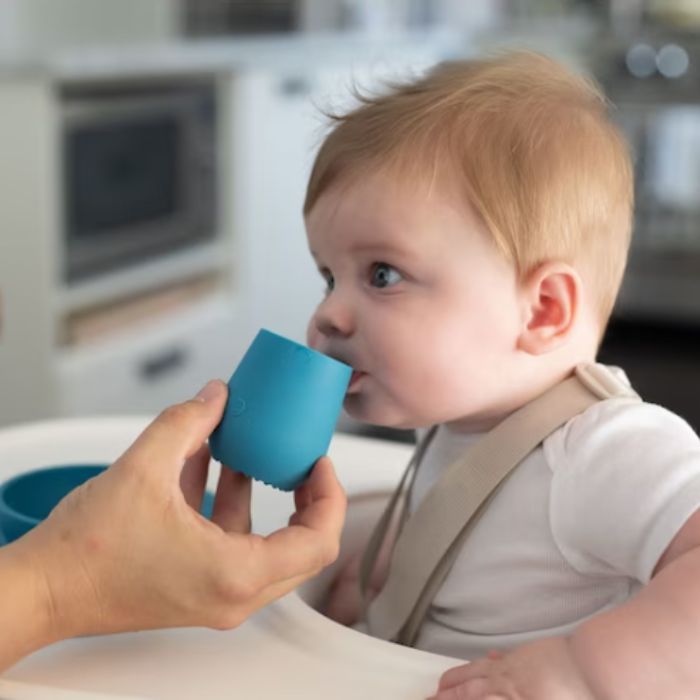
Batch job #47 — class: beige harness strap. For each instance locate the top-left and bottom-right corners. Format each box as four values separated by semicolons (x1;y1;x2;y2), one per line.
360;364;640;645
358;425;437;600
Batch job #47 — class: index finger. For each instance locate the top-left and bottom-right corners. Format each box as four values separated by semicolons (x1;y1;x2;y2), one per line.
117;380;228;478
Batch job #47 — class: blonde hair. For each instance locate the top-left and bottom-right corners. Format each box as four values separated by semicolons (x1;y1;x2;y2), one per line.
304;51;634;329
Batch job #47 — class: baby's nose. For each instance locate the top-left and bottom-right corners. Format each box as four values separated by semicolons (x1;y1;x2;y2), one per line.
311;292;355;340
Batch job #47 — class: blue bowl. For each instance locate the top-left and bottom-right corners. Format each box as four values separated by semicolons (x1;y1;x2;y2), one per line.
200;489;215;519
0;464;217;545
0;465;106;544
210;329;352;491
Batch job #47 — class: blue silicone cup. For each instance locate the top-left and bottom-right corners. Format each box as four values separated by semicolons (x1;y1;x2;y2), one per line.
209;329;352;491
0;464;217;545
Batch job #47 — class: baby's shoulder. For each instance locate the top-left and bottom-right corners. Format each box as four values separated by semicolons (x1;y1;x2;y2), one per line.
543;393;699;475
543;389;700;581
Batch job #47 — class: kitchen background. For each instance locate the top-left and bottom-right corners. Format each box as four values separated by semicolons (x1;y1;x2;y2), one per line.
0;0;698;441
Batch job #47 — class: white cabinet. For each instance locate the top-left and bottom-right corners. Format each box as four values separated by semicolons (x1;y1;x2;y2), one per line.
0;78;63;426
0;71;245;427
56;295;243;416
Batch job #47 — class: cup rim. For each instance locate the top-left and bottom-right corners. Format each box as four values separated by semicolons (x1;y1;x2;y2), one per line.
258;329;352;372
0;464;107;527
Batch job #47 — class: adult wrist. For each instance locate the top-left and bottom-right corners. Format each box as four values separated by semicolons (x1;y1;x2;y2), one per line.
18;521;105;643
0;539;59;670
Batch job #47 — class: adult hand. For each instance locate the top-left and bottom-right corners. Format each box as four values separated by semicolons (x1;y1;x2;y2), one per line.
2;380;346;668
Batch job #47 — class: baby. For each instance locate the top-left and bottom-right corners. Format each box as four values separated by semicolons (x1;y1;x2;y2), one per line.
303;52;700;698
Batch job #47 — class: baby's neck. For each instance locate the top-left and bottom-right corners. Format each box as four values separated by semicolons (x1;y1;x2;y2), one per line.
445;343;598;435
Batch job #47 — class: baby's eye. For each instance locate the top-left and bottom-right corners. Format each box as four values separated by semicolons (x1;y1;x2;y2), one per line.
320;269;334;294
370;263;403;289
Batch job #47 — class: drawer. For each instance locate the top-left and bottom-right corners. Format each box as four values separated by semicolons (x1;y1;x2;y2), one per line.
56;297;245;417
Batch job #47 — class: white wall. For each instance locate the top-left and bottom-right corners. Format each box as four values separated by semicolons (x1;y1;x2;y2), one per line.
232;53;443;345
0;0;179;55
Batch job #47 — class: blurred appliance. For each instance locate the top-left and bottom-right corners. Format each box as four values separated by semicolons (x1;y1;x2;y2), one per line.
182;0;298;35
597;36;700;322
61;78;218;282
594;38;700;433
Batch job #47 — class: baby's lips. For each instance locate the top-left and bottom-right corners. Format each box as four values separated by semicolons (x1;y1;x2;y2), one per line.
347;370;367;393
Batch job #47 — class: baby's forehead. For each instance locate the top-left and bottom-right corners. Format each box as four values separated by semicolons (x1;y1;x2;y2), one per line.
309;165;475;223
306;172;500;265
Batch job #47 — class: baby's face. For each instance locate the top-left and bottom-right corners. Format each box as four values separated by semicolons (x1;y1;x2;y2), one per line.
305;173;525;431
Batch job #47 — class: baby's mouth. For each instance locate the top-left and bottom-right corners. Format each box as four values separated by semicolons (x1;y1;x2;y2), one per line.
347;370;366;394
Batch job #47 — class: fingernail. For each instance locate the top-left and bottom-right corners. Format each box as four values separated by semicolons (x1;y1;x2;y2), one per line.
195;379;223;402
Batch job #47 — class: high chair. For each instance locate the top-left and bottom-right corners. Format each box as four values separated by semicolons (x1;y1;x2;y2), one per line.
0;417;458;699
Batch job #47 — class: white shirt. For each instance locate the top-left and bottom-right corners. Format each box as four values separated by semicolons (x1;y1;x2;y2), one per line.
408;369;700;660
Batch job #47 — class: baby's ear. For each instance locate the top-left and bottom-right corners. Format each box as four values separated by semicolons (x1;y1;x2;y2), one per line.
516;262;581;355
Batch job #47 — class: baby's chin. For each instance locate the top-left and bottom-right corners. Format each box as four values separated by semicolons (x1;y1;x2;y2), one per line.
343;395;426;431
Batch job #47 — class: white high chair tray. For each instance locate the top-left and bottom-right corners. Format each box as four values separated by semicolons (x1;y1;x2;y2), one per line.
0;418;458;699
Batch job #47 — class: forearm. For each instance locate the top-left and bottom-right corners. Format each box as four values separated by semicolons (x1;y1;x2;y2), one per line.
0;540;56;672
570;548;700;699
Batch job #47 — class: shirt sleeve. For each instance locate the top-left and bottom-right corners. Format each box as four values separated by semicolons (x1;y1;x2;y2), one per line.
546;398;700;583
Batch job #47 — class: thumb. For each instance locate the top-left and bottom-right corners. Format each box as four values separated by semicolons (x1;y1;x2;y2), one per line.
119;380;228;476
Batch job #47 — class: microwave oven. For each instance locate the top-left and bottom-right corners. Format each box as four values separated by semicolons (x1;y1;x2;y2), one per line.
60;78;219;282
